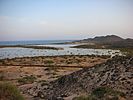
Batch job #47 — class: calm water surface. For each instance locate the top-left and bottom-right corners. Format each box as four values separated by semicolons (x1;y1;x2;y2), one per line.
0;44;122;59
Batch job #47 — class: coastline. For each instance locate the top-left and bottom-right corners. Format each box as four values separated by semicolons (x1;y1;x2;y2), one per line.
0;45;63;50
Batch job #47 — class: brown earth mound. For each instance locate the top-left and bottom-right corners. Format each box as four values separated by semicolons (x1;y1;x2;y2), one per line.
28;56;133;100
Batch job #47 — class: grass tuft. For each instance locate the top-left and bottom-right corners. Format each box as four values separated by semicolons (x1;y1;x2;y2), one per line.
0;82;24;100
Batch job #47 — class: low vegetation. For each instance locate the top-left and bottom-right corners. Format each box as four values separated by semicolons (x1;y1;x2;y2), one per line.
118;48;133;56
73;87;125;100
44;60;54;65
0;55;109;67
18;75;36;84
0;71;5;81
0;82;24;100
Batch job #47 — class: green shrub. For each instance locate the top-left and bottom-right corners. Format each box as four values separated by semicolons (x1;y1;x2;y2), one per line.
91;87;125;99
18;75;36;84
73;87;125;100
92;87;107;98
44;60;54;65
0;82;24;100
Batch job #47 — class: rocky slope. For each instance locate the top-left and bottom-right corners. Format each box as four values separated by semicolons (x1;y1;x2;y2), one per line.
27;56;133;100
83;35;124;44
72;35;123;44
109;39;133;48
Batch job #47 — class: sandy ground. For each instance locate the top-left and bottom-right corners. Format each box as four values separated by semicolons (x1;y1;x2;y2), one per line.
0;55;109;67
0;55;109;99
0;66;81;99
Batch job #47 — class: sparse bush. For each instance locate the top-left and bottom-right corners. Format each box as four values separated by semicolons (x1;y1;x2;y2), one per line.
18;75;36;84
44;60;54;65
0;72;5;81
0;82;24;100
73;87;125;100
92;87;107;98
91;87;125;99
44;67;58;72
66;60;72;64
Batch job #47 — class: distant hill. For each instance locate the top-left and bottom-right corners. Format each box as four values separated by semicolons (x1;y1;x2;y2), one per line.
79;35;124;44
71;35;133;49
110;38;133;48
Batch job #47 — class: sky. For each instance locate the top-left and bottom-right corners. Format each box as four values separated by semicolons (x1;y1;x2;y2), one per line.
0;0;133;41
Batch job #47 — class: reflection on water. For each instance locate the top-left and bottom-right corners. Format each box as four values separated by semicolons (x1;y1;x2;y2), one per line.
0;44;122;59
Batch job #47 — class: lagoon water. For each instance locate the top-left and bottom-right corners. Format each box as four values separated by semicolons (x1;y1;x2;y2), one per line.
0;45;122;59
0;40;122;59
0;40;73;45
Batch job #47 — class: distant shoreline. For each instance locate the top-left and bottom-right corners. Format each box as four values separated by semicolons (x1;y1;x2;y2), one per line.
0;45;63;50
0;40;74;46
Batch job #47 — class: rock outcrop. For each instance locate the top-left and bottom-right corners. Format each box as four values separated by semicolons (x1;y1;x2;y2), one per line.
27;56;133;100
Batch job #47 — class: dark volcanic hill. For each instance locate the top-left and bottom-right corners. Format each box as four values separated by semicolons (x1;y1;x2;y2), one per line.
83;35;124;44
110;38;133;48
71;35;133;49
27;56;133;100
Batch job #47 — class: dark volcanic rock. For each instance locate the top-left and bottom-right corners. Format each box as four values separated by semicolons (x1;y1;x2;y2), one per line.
77;35;124;44
28;56;133;100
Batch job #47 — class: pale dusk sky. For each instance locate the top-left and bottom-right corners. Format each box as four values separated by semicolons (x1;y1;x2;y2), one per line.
0;0;133;41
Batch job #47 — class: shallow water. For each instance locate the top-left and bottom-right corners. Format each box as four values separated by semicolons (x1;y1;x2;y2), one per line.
0;44;122;59
0;40;73;45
